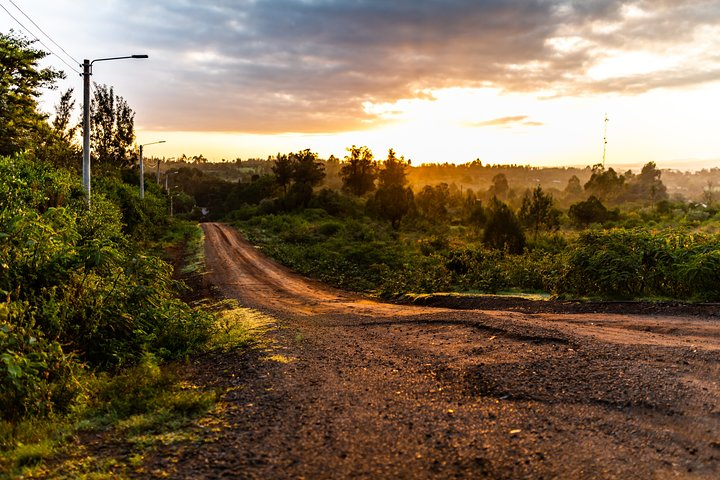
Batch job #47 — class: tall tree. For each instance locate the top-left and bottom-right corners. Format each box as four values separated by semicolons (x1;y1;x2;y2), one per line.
378;148;410;188
519;186;558;240
373;149;413;229
483;197;525;254
488;173;509;199
272;153;294;194
340;145;376;196
0;32;63;156
90;84;136;169
284;149;325;208
625;161;668;204
584;164;625;202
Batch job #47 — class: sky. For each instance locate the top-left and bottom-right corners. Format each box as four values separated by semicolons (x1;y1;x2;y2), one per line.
2;0;720;169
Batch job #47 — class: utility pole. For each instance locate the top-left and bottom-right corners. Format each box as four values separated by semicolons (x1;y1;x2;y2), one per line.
138;140;165;198
602;113;609;168
81;54;148;205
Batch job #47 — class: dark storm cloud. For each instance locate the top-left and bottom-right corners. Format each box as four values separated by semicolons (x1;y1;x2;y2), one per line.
109;0;720;132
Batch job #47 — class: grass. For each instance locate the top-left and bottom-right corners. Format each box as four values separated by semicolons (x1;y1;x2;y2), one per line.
0;304;272;479
0;222;276;480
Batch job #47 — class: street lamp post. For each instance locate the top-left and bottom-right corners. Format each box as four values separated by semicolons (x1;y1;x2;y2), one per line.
157;157;175;185
165;170;179;216
138;140;165;198
81;54;148;204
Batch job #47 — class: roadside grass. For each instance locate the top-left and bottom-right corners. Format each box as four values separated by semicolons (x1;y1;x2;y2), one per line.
0;304;271;479
0;221;274;479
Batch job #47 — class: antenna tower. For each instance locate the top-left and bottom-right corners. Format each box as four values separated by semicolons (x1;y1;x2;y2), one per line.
602;113;609;168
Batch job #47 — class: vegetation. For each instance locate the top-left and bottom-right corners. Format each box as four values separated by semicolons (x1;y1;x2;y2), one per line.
0;32;262;478
155;144;720;304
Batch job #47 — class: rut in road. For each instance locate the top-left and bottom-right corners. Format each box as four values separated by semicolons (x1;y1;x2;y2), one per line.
148;223;720;479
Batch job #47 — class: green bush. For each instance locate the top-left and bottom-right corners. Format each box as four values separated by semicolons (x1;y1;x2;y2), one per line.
0;154;216;420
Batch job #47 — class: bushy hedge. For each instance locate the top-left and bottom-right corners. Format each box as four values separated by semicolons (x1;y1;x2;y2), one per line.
236;211;720;302
0;155;215;420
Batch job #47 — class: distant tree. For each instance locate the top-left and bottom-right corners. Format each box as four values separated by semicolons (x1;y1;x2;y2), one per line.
483;197;525;254
519;186;559;240
378;148;410;188
564;175;583;199
373;149;413;229
284;149;324;208
488;173;509;199
272;153;294;194
464;189;486;229
416;183;450;221
0;32;63;156
90;83;136;169
584;164;625;201
290;149;325;186
374;185;414;230
625;161;668;204
569;195;617;227
340;145;377;196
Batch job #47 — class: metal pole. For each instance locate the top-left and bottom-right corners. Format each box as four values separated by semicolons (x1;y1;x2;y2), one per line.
157;158;162;185
139;144;145;199
82;59;91;204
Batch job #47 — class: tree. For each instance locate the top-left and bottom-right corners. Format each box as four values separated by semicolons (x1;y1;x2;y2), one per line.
373;149;413;229
483;197;525;254
272;153;294;194
569;195;617;227
584;164;625;202
519;186;558;240
378;148;410;188
90;84;136;169
488;173;510;199
340;145;376;196
415;183;450;221
625;161;668;204
290;149;325;186
0;32;63;156
564;175;583;200
284;149;324;208
33;88;81;169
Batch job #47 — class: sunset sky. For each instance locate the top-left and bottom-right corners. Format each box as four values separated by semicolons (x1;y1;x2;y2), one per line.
2;0;720;169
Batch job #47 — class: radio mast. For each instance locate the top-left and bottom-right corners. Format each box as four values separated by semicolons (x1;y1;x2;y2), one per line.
602;114;609;168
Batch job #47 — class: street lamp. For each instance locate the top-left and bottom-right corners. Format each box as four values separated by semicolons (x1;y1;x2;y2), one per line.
157;157;175;185
138;140;165;198
165;170;179;216
81;54;148;204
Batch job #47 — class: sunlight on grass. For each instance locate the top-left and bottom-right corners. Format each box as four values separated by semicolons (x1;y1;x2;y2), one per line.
209;302;277;352
266;354;294;364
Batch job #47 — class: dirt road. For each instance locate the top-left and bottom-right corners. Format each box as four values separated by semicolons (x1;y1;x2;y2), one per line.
159;223;720;479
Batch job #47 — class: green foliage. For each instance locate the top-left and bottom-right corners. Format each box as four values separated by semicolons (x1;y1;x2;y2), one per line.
415;183;450;221
1;303;81;420
340;145;377;196
483;197;526;254
584;164;625;202
561;230;720;299
90;84;136;170
378;149;410;188
568;195;617;227
371;184;414;229
519;186;558;240
0;154;216;422
0;32;63;157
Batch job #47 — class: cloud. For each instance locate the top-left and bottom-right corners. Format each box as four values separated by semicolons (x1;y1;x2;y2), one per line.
88;0;720;133
467;115;544;128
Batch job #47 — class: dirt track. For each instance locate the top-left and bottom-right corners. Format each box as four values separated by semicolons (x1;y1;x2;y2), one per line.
152;223;720;479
